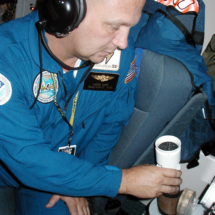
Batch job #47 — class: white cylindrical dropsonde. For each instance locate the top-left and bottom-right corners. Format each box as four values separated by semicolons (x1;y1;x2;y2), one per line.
155;135;181;170
155;135;181;215
150;136;196;215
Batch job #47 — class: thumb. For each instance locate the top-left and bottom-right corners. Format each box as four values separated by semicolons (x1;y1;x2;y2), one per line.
45;194;61;208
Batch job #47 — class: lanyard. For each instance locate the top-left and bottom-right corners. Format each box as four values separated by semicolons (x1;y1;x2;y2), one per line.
70;91;79;126
50;63;94;146
51;73;73;146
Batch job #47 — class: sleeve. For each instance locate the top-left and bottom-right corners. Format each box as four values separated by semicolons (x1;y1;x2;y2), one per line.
129;11;149;44
0;69;122;198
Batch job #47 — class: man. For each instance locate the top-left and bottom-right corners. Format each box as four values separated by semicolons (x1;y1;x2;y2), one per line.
0;0;182;214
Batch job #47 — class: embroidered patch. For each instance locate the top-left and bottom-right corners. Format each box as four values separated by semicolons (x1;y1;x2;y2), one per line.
154;0;199;13
124;57;136;84
0;74;12;105
32;71;58;103
83;72;119;91
93;49;121;71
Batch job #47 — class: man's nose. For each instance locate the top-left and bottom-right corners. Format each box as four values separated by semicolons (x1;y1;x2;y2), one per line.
111;28;129;50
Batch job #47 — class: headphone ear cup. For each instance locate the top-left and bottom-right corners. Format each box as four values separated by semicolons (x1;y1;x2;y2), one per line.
40;0;86;36
74;0;87;28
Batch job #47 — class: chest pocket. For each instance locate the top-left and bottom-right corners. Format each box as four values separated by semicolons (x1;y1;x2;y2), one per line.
73;90;115;128
103;84;137;126
74;83;136;130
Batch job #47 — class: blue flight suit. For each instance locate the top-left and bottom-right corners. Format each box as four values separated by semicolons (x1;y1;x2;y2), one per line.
0;11;137;214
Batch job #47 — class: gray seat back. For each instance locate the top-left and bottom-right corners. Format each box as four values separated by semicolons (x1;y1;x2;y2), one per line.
108;49;207;168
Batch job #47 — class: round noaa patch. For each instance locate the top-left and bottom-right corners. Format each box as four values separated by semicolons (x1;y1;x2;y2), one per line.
32;71;58;103
0;74;12;105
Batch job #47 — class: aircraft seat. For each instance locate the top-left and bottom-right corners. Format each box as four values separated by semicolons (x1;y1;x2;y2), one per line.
108;49;207;168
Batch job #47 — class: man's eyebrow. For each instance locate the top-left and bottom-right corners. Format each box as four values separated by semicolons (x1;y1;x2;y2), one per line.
106;21;134;27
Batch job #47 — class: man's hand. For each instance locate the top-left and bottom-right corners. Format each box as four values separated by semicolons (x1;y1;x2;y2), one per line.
118;165;182;198
46;195;90;215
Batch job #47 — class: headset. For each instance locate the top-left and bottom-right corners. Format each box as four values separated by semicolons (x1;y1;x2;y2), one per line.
39;0;87;37
36;0;91;70
31;0;93;109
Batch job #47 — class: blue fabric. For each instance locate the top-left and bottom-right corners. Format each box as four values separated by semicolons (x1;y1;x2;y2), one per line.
0;11;137;198
15;187;70;215
134;11;215;115
180;110;215;161
143;0;205;33
142;0;205;53
134;48;144;81
0;187;16;215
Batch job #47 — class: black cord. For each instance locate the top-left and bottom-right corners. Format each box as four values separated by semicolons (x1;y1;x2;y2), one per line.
30;21;93;109
36;21;91;71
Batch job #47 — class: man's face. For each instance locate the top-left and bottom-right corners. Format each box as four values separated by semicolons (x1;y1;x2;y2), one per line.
67;0;146;64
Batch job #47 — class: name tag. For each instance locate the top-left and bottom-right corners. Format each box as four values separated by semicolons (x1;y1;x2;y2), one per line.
58;145;76;155
83;72;119;91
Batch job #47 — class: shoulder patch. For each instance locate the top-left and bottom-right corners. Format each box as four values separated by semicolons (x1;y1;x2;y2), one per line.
0;74;12;105
93;49;121;71
32;71;58;103
124;57;136;84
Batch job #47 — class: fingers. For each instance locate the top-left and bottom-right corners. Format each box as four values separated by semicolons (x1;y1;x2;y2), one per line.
162;168;182;178
77;203;90;215
45;194;61;208
161;168;182;194
86;206;91;215
160;185;180;194
163;176;182;186
119;165;183;199
46;195;90;215
63;197;90;215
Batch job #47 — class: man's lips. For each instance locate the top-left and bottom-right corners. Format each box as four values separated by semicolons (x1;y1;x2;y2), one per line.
100;51;111;56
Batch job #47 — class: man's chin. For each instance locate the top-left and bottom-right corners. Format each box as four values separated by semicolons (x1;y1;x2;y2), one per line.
89;56;106;64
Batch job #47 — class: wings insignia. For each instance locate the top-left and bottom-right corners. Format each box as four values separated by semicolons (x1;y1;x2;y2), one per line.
92;75;115;82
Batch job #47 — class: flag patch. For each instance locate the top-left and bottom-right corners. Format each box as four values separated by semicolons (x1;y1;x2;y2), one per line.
124;57;136;84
